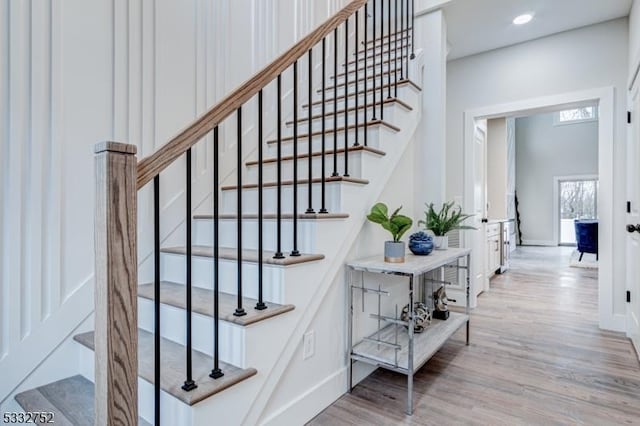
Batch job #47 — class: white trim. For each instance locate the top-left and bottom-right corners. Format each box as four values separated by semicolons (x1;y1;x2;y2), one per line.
552;174;599;245
463;86;618;331
551;105;598;126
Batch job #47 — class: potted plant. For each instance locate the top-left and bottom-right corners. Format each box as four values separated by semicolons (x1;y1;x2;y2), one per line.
367;203;413;263
418;202;476;250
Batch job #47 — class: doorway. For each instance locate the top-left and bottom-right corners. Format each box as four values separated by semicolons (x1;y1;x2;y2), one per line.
462;87;618;330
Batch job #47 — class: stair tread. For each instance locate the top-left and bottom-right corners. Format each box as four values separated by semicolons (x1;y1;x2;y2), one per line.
162;245;325;266
323;71;405;92
364;29;411;47
73;330;257;406
267;120;399;144
221;175;368;191
344;52;409;68
15;375;150;426
286;98;411;125
194;213;350;220
303;79;421;108
138;281;294;326
246;145;385;166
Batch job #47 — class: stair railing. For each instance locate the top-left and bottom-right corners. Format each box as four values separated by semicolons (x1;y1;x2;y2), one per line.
93;0;415;424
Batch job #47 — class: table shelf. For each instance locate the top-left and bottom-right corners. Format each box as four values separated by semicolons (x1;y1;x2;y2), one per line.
352;312;469;372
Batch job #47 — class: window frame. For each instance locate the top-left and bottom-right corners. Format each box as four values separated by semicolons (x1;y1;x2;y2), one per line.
553;106;599;126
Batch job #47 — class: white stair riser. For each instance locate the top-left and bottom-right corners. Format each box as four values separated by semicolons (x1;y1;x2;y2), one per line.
324;75;407;98
245;150;374;183
285;103;399;133
221;181;348;215
304;84;416;115
193;218;318;254
266;126;383;157
161;252;287;304
335;64;403;84
78;345;193;426
138;298;247;368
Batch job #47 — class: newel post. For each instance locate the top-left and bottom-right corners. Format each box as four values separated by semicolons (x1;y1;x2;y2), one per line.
94;142;138;426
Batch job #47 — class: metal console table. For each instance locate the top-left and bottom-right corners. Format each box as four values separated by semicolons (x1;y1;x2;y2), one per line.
346;248;471;415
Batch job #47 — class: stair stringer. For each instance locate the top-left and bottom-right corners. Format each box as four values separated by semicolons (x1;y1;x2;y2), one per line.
184;53;424;426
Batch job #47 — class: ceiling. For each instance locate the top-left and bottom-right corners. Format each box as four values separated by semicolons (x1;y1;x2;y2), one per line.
443;0;634;60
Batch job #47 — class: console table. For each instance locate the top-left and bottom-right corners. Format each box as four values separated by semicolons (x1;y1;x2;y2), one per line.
346;248;471;415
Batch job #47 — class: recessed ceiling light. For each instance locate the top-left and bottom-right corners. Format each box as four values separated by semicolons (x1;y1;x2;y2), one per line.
513;14;533;25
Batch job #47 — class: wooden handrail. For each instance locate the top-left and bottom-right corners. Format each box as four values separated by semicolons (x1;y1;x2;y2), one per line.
136;0;367;190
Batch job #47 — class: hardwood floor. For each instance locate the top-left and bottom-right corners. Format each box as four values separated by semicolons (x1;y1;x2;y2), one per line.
309;246;640;425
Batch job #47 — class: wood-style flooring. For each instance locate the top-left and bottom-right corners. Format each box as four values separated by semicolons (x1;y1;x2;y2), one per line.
310;247;640;425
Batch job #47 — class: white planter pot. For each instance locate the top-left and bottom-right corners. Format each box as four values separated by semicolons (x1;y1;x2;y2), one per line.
433;235;449;250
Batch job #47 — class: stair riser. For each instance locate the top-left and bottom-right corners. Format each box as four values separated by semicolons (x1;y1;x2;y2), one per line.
304;83;416;115
138;298;248;368
246;150;373;183
324;75;407;97
362;37;411;51
285;103;399;133
338;62;405;82
221;181;348;215
161;252;288;304
193;218;318;254
266;126;383;157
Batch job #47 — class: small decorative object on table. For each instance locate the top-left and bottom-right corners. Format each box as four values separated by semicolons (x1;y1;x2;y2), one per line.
408;231;434;255
419;201;476;250
367;202;413;263
400;302;431;333
433;285;454;320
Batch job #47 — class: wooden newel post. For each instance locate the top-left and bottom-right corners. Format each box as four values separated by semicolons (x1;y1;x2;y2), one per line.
94;142;138;426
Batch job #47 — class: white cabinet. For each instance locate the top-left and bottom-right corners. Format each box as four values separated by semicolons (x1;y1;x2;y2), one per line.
486;223;501;279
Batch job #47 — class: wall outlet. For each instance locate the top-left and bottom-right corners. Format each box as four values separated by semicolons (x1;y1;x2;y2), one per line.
302;331;315;360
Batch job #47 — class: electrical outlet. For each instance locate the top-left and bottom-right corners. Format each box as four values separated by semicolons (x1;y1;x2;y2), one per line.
303;331;315;360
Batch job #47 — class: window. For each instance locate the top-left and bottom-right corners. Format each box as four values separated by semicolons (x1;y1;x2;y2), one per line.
559;179;598;245
554;106;598;125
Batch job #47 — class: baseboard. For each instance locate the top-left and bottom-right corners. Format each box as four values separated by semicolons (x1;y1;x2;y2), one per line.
600;313;626;333
520;240;557;247
259;363;377;425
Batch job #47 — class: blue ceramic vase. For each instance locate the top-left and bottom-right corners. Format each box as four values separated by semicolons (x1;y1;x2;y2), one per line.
408;232;434;255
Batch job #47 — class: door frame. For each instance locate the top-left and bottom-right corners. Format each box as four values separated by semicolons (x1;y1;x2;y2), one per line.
463;86;618;331
553;174;599;246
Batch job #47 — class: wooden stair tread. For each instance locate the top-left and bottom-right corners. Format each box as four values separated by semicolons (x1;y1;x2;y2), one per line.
73;330;257;406
286;98;411;125
363;29;411;47
303;79;421;108
344;52;410;68
221;175;368;191
323;70;405;92
162;245;326;266
353;43;411;60
246;146;385;166
194;212;350;220
267;120;400;144
15;375;151;426
138;281;294;326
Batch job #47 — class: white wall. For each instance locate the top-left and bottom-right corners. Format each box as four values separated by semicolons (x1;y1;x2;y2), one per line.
0;0;342;404
446;19;629;323
515;112;599;245
630;0;640;83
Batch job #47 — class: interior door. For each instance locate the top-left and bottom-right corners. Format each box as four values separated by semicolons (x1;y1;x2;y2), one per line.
472;120;488;301
627;84;640;357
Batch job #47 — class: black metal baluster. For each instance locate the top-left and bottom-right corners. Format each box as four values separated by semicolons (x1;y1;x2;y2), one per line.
320;39;328;214
410;0;415;59
332;28;339;177
274;75;285;259
306;49;315;214
405;0;410;76
153;175;161;425
344;18;350;177
235;108;247;316
379;0;385;120
210;127;225;378
400;0;405;81
394;0;399;97
292;63;302;254
256;94;267;309
354;10;360;148
182;149;197;391
372;0;377;121
387;0;392;100
364;3;369;146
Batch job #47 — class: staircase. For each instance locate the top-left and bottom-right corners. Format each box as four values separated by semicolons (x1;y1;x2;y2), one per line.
13;1;422;424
